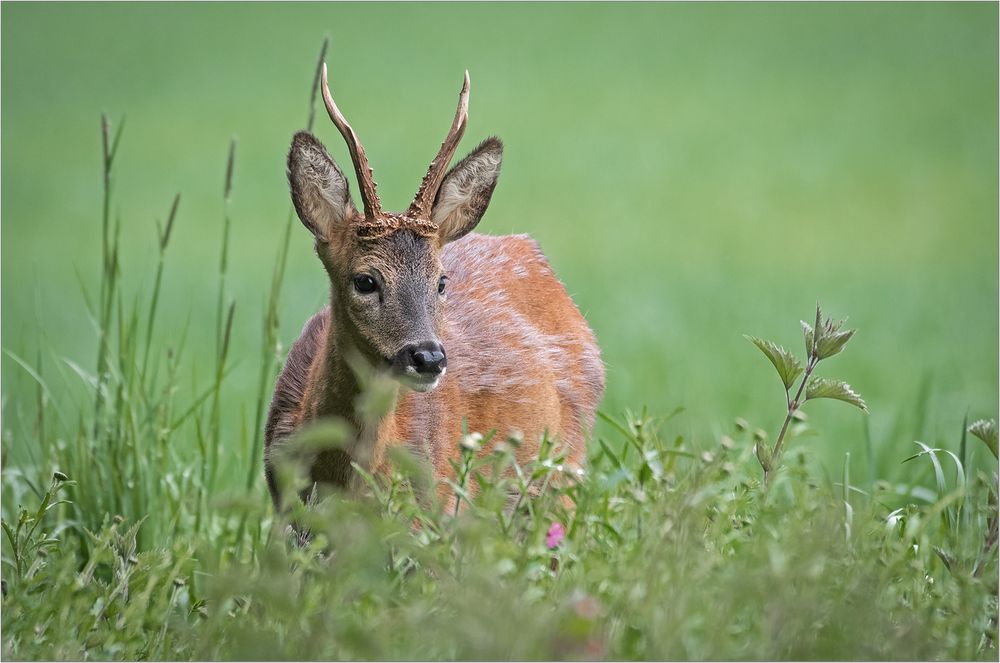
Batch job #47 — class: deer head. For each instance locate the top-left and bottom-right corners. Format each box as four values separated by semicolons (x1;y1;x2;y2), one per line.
287;63;503;392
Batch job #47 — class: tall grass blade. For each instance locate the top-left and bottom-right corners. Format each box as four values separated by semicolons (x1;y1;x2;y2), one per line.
141;193;181;384
244;37;331;495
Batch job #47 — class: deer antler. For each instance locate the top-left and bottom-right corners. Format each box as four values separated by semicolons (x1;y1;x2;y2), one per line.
407;71;470;221
321;62;383;220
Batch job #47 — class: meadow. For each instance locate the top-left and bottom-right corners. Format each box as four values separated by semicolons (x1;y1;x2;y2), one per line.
1;3;998;660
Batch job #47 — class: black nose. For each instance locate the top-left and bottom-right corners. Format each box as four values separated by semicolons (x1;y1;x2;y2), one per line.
399;342;447;375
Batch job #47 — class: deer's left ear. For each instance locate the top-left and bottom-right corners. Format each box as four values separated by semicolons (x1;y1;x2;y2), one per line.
432;137;503;244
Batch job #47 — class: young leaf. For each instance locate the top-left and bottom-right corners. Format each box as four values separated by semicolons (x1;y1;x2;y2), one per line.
968;419;998;460
800;321;814;357
816;328;856;359
805;377;868;411
812;304;823;352
745;335;803;390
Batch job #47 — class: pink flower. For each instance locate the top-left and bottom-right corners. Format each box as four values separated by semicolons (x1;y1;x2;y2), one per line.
546;522;566;549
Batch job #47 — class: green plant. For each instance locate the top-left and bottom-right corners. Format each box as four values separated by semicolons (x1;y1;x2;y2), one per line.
746;304;868;484
968;419;998;579
1;472;74;582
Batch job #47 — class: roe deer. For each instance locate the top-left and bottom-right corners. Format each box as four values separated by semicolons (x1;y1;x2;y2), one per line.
264;62;604;509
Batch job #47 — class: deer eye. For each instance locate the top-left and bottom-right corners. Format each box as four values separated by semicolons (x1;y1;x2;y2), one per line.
353;274;378;294
438;275;448;295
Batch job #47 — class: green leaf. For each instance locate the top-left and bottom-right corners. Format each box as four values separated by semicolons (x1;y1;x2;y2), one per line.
801;321;814;357
744;335;803;390
598;438;625;471
2;520;18;556
903;442;948;497
804;305;855;359
812;304;823;354
350;461;386;504
968;419;998;460
816;328;856;359
805;377;868;412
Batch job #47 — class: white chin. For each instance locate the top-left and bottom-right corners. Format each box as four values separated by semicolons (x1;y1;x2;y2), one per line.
406;379;440;393
399;368;444;393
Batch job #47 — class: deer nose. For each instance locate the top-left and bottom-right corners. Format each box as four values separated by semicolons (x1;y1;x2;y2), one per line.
402;342;447;375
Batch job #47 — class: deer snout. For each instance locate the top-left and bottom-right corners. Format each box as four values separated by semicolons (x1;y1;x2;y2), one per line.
395;341;447;377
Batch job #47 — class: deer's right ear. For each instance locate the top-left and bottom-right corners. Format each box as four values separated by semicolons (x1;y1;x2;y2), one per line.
287;131;357;242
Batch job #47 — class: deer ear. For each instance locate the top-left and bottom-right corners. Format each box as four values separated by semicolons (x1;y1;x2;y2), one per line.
287;131;358;242
431;137;503;244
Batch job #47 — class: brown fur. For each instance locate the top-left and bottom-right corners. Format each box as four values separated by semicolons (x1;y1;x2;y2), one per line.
265;66;603;509
264;231;603;507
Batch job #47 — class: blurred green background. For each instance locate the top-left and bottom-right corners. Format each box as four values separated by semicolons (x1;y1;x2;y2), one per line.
2;2;997;484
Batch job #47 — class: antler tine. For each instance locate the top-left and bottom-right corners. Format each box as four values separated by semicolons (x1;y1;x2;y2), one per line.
321;62;382;219
407;70;471;220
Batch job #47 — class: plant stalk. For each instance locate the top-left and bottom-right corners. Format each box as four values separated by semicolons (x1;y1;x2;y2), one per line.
764;352;817;485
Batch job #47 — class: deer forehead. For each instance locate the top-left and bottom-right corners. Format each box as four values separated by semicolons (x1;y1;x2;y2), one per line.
341;230;442;280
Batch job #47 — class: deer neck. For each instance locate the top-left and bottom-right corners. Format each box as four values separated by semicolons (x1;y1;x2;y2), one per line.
311;297;401;473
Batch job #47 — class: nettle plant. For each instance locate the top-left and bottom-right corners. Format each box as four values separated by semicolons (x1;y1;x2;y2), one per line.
746;305;868;484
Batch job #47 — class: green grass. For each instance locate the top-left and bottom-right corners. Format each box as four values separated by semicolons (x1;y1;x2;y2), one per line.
3;408;998;660
1;2;998;660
